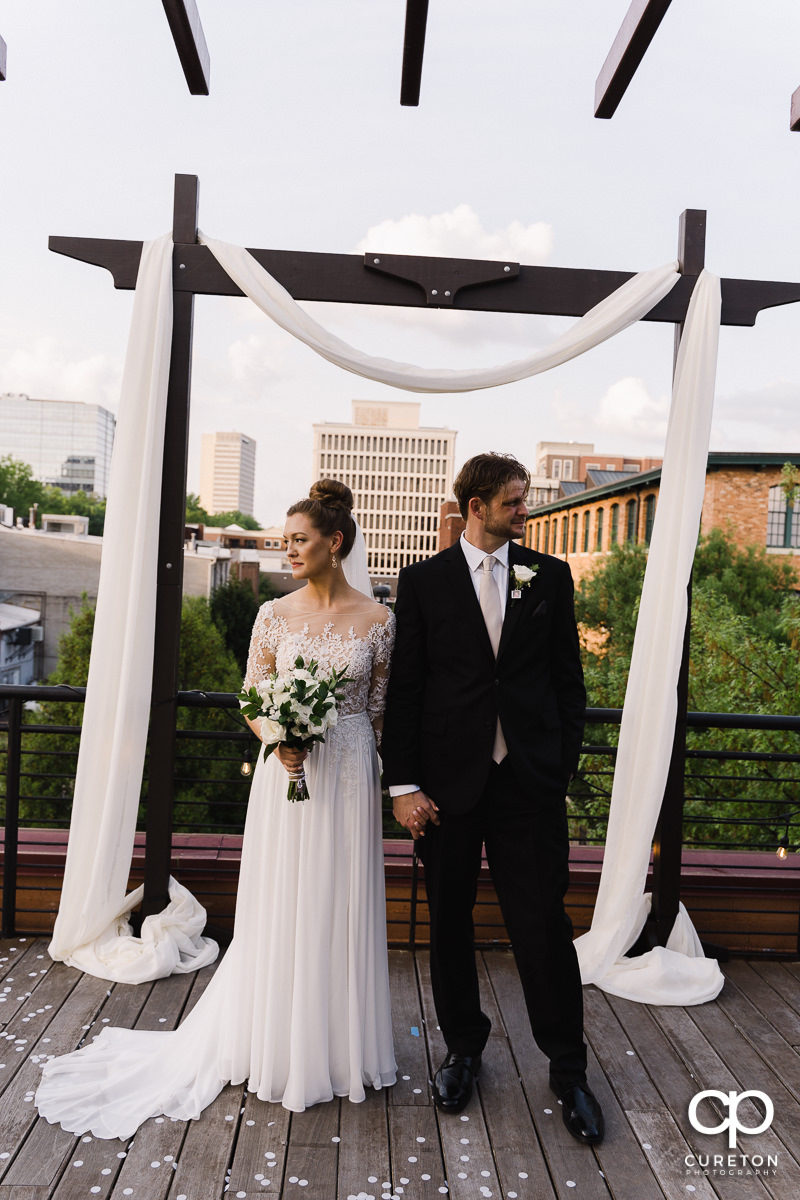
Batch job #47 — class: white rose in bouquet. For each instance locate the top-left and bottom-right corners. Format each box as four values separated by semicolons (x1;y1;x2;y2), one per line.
262;718;287;744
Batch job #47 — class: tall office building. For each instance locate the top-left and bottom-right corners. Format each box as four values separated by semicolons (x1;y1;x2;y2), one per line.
312;400;457;577
0;393;115;497
199;432;257;516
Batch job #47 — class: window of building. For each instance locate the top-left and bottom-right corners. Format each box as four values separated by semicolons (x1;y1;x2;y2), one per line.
543;519;549;552
767;484;800;548
563;460;573;481
552;459;561;479
560;516;568;554
586;462;600;471
570;513;578;554
595;507;604;551
644;494;656;544
625;499;637;543
582;511;590;553
610;503;619;544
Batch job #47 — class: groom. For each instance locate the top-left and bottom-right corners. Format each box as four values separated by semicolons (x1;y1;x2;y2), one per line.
381;452;603;1144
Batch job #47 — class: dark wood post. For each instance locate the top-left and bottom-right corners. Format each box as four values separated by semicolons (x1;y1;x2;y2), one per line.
139;175;198;921
648;208;705;943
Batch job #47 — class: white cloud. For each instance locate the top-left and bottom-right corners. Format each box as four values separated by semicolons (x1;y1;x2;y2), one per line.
0;336;122;412
593;377;670;446
355;204;553;265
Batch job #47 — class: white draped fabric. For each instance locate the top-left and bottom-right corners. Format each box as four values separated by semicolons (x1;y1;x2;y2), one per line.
574;271;725;1003
49;231;723;1004
48;233;218;981
200;234;680;391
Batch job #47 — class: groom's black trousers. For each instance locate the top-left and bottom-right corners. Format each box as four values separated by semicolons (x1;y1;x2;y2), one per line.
417;755;587;1086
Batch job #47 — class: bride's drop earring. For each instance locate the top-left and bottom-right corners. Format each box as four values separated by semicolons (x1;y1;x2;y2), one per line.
331;554;338;569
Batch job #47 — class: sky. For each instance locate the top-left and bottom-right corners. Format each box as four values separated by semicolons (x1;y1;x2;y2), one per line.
2;1;800;525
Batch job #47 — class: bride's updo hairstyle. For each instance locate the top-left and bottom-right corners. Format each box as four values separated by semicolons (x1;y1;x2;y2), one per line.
287;479;357;559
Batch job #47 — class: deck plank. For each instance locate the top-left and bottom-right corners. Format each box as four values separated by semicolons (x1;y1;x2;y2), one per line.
387;1104;444;1197
749;961;800;1022
282;1101;339;1200
724;961;800;1045
226;1089;289;1199
388;951;430;1107
716;969;800;1098
0;971;111;1183
336;1087;389;1199
166;1082;244;1200
476;1034;557;1200
0;941;61;1028
107;1118;185;1200
686;989;800;1167
625;998;782;1199
485;952;609;1199
626;1110;718;1200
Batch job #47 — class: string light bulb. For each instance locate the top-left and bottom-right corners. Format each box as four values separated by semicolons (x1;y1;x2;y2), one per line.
777;835;789;860
240;745;253;778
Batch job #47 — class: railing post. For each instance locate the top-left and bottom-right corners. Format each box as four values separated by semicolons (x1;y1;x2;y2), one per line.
139;174;198;922
2;698;22;938
409;844;419;952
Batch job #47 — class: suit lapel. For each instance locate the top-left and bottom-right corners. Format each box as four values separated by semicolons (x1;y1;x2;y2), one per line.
445;543;496;663
497;542;532;662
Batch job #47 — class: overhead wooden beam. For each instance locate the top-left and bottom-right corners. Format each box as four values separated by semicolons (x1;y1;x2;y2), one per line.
161;0;210;95
595;0;674;119
0;35;7;81
47;234;800;329
400;0;429;107
791;84;800;131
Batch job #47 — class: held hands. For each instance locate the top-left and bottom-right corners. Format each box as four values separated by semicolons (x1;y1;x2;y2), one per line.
274;744;309;774
393;790;440;841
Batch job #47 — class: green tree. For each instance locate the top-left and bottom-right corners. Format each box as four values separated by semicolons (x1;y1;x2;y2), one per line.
209;578;259;676
185;492;210;524
21;596;254;833
203;510;262;530
0;455;46;515
571;529;799;849
692;525;798;642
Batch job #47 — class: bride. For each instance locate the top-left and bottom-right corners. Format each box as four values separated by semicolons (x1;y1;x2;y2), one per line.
35;479;397;1138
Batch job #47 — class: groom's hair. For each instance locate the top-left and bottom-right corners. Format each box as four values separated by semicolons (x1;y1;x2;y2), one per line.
453;453;531;519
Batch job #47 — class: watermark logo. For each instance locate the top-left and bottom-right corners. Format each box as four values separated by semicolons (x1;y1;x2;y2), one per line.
688;1089;774;1149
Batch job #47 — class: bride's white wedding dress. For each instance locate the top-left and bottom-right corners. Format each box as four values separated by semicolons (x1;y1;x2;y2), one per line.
35;600;397;1139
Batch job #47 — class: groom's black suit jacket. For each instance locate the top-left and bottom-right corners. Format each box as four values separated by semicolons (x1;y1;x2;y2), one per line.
382;540;586;813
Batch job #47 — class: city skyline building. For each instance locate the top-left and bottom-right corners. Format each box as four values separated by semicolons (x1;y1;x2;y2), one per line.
199;431;257;517
312;400;457;577
0;393;115;497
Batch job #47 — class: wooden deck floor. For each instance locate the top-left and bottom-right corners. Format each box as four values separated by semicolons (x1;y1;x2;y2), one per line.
1;938;799;1200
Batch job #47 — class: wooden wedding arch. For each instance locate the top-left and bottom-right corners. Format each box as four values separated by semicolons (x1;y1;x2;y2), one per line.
48;173;800;945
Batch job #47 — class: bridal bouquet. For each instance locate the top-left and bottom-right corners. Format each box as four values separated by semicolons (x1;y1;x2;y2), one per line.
239;655;349;801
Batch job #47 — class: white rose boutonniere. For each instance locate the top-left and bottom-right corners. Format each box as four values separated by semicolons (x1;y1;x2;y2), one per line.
510;563;539;603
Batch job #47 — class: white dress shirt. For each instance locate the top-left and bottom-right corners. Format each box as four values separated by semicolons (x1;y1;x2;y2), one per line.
389;533;510;799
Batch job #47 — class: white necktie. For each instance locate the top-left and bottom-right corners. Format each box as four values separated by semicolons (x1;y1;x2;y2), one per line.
479;556;507;763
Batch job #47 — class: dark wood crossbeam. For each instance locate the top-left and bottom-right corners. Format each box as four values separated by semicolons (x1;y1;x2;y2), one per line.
161;0;210;95
400;0;429;106
791;84;800;131
0;35;7;81
595;0;674;118
48;234;800;328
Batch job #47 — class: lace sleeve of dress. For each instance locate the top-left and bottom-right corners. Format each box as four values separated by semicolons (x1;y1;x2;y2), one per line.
366;611;396;749
242;602;278;693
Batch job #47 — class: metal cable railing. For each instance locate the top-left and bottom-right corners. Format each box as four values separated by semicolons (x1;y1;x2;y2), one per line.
2;685;799;954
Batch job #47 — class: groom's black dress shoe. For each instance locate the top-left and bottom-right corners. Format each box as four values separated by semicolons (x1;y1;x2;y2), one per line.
550;1078;605;1145
432;1052;482;1113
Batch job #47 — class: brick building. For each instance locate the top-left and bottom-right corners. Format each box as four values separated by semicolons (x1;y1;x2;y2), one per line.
526;453;800;586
